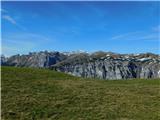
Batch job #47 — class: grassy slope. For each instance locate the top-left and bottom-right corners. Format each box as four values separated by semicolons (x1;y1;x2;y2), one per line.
1;66;160;120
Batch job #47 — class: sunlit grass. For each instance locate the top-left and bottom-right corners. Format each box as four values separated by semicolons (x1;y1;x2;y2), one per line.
1;66;160;120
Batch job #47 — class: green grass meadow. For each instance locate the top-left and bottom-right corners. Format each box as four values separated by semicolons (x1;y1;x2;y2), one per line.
1;66;160;120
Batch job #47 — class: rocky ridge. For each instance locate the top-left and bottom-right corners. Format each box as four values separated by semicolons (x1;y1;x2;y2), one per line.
1;51;67;68
1;51;160;80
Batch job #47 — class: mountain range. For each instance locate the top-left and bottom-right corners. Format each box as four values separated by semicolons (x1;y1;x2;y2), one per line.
1;51;160;80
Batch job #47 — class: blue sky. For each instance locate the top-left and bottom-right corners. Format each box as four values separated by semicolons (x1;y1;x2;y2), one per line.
1;1;160;56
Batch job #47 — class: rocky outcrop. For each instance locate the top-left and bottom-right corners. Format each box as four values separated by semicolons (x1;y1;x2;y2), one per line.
1;51;160;80
52;52;160;79
2;51;67;68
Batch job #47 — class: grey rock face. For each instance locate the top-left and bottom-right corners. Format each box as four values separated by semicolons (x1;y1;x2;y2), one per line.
2;51;160;80
3;51;67;68
52;52;160;80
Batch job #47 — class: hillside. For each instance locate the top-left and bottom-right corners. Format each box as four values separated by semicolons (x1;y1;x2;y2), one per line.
1;66;160;120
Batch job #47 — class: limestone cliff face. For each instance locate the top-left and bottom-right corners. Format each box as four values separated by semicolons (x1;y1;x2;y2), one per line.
2;51;67;68
2;51;160;80
54;60;160;79
52;52;160;80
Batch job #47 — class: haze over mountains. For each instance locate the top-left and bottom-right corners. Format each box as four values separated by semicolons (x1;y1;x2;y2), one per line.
1;51;160;80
